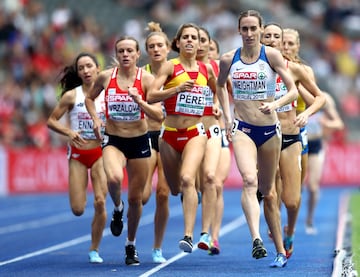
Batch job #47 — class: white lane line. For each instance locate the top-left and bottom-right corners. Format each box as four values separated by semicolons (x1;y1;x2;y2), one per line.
0;213;82;235
0;205;183;266
0;234;92;266
139;214;247;277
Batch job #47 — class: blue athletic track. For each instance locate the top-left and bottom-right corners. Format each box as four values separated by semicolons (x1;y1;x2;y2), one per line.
0;186;355;277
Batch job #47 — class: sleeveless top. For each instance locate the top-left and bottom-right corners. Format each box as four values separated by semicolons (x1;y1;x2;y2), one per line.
104;67;145;121
229;45;277;101
306;110;323;137
296;95;306;112
69;86;105;139
163;58;209;117
274;59;297;112
209;59;219;76
201;60;219;116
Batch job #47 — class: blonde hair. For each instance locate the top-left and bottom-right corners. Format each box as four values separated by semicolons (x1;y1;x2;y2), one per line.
145;21;170;51
283;28;302;63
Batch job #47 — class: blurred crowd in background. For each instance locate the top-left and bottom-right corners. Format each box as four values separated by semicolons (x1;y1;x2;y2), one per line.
0;0;359;148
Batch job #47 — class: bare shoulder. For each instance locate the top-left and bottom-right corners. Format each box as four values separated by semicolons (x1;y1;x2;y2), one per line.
95;68;112;84
205;63;215;77
288;60;304;76
141;69;155;83
60;88;76;105
156;60;174;77
220;49;237;64
302;63;315;76
264;46;283;62
99;68;113;78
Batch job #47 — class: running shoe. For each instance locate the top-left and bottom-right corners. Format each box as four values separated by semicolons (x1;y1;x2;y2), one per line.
269;253;287;268
208;239;220;255
152;248;166;263
179;235;193;253
110;201;124;237
180;192;202;204
252;238;267;259
88;250;103;263
305;224;318;235
256;189;264;204
125;245;140;266
197;191;202;204
197;233;211;251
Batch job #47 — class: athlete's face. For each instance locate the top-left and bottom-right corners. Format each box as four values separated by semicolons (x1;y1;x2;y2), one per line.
282;32;299;58
208;40;219;60
177;27;199;55
115;39;140;67
262;25;282;50
196;29;210;60
77;56;99;85
238;16;262;46
146;35;169;63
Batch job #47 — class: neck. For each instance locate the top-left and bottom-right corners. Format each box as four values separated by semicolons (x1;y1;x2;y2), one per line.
118;65;137;77
241;44;261;58
82;83;93;94
178;54;197;69
149;60;165;75
196;55;209;64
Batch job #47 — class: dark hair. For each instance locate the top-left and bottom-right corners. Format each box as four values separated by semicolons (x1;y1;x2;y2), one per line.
199;26;211;41
264;22;283;32
145;21;170;51
238;10;264;29
262;23;296;62
59;52;98;96
210;38;220;54
262;22;284;44
171;23;200;53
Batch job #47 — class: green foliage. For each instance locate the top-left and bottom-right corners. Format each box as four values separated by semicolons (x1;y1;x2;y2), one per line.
350;192;360;272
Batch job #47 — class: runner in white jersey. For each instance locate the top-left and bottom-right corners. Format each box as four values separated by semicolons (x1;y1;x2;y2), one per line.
216;10;298;268
305;93;344;235
47;52;108;264
69;86;105;140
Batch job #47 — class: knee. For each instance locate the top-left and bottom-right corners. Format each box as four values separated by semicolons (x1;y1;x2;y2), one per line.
203;171;216;188
156;187;169;203
242;173;258;188
263;189;277;203
128;195;142;207
215;182;223;194
93;197;106;214
142;189;151;205
106;172;122;186
308;186;318;194
71;205;85;216
180;174;194;189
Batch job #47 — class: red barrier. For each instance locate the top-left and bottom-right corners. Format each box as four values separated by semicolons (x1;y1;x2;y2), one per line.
3;142;359;194
6;147;128;194
321;142;360;185
8;147;69;193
